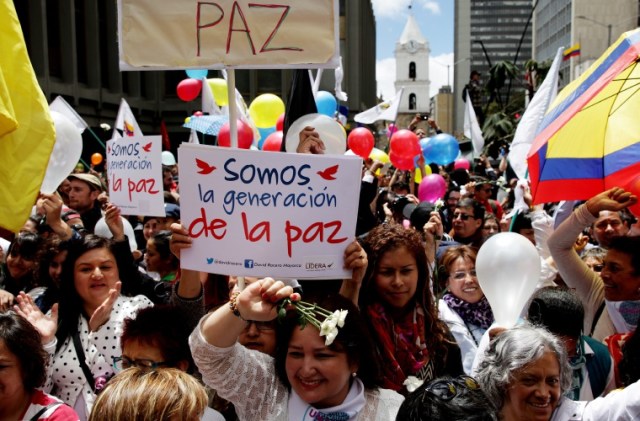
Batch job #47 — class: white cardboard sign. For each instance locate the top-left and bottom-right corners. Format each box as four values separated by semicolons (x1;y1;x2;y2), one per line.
106;136;165;217
178;143;362;279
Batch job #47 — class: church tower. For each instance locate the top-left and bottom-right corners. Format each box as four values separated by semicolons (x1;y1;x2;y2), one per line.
394;12;430;113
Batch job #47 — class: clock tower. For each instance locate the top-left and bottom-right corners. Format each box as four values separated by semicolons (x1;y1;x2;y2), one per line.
394;13;430;114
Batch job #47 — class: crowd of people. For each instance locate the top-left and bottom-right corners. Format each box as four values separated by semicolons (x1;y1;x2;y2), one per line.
0;117;639;420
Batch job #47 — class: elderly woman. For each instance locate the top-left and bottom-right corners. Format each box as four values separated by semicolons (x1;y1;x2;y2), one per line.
438;246;494;375
0;311;78;420
476;324;640;421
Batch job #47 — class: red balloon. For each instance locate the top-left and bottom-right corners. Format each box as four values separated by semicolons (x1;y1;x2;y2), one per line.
389;151;416;171
389;129;419;158
262;131;283;152
275;113;285;131
217;120;254;149
193;111;204;117
177;78;202;102
347;128;375;159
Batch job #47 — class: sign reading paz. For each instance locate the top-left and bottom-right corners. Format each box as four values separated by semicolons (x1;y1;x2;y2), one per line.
107;136;165;217
178;144;362;279
118;0;339;70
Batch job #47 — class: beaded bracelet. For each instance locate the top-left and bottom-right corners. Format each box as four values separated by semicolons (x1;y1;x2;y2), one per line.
229;291;244;319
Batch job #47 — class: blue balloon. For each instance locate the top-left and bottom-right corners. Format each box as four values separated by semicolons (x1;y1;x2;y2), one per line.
419;137;431;156
315;91;338;117
422;133;460;166
257;126;276;149
185;69;209;79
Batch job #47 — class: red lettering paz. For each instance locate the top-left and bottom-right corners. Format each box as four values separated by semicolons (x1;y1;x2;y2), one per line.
196;2;224;57
127;178;159;202
285;220;346;258
248;4;302;52
226;1;256;54
189;207;228;239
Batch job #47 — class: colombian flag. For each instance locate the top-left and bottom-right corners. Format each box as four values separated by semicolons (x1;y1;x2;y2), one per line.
528;30;640;205
0;0;56;232
562;43;581;61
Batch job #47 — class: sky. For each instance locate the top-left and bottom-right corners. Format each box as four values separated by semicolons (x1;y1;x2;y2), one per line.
371;0;454;101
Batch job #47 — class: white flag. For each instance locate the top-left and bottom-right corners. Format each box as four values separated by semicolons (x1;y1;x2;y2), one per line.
49;96;88;133
188;129;199;144
201;77;222;116
464;91;485;155
112;98;143;140
354;88;404;124
509;47;563;179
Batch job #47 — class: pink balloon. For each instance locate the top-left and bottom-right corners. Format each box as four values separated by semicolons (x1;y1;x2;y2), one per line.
418;174;447;203
262;130;283;152
217;120;254;149
454;158;471;171
388;123;398;137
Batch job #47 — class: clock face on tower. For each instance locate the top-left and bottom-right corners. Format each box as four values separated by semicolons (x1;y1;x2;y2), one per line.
407;40;418;54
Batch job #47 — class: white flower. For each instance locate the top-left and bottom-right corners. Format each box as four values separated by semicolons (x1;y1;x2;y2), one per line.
403;376;424;393
323;327;339;346
100;123;111;131
434;199;445;211
320;317;337;336
333;310;348;328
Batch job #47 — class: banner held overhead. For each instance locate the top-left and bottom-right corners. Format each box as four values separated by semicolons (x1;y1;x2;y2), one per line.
118;0;339;70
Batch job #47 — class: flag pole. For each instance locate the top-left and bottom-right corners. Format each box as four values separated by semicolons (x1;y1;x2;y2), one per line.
225;68;244;289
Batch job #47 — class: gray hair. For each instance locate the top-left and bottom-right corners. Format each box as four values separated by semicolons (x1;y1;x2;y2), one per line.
475;324;572;410
581;246;606;261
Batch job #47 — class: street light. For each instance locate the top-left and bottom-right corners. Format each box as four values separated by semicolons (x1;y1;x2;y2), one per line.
433;57;470;87
576;15;612;46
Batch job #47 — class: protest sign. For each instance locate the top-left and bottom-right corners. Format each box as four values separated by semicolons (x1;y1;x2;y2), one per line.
118;0;339;70
178;144;362;279
107;136;165;216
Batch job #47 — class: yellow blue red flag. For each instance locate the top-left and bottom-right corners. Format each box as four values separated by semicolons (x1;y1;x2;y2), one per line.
562;43;581;61
0;0;56;232
528;29;640;205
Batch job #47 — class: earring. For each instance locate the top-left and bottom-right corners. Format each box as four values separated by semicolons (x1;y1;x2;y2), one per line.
351;372;357;378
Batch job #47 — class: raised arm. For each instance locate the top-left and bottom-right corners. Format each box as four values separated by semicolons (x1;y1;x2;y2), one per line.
339;239;368;306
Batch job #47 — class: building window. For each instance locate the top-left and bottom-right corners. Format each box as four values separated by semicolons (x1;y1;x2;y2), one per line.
409;62;416;80
409;93;416;110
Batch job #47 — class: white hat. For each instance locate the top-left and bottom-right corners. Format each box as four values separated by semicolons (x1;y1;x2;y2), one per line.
162;151;176;166
94;216;138;252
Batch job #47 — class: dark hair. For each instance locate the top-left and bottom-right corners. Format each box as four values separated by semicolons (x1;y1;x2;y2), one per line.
619;330;640;387
148;231;179;270
396;376;498;421
0;311;48;391
274;294;382;390
608;236;640;275
360;224;451;366
35;236;68;287
121;305;195;373
527;287;584;339
56;235;116;351
511;211;533;233
8;231;43;261
444;187;461;202
456;198;484;220
391;181;410;194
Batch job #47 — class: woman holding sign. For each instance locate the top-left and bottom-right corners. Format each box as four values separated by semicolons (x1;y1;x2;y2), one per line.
170;224;404;419
341;224;464;394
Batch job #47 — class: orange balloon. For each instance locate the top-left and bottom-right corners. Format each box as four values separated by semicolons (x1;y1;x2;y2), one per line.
91;153;103;166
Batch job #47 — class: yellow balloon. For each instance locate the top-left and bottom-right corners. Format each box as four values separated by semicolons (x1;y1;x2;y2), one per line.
249;94;285;128
414;162;432;184
369;147;389;163
184;117;191;124
207;78;228;106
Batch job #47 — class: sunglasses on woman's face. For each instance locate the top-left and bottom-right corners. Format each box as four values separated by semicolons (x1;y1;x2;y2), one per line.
425;375;480;401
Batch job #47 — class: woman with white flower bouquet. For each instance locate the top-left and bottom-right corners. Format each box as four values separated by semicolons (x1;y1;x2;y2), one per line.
166;223;404;420
189;282;404;420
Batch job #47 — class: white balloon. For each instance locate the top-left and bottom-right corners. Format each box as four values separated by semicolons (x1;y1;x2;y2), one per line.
40;111;83;194
285;113;346;155
475;232;540;327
